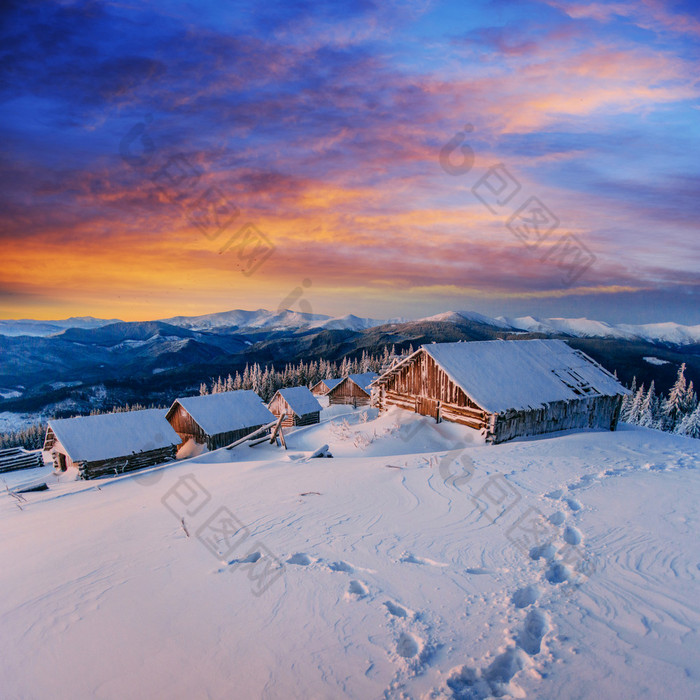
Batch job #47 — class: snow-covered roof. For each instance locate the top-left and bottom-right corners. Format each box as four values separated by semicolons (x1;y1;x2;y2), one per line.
171;390;275;435
47;409;181;463
346;373;379;393
273;386;322;416
379;340;628;414
320;378;343;390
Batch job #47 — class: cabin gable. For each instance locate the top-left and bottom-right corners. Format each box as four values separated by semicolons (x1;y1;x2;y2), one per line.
373;349;489;430
327;377;370;406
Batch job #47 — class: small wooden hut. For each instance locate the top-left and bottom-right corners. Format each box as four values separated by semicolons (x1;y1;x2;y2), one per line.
371;340;628;443
43;409;181;479
327;372;378;407
268;386;322;427
166;390;275;451
310;378;343;396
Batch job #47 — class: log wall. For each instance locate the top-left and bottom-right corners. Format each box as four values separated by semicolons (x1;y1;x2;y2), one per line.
328;379;371;406
490;394;623;444
269;394;321;427
0;447;44;473
373;351;489;429
75;445;177;480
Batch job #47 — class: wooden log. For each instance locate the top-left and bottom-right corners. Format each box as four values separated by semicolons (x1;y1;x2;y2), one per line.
308;444;330;459
248;434;273;447
279;427;287;450
16;482;48;493
269;413;286;444
225;420;278;450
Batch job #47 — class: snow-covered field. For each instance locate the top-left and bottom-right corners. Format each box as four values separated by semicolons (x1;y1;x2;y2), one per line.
1;407;699;699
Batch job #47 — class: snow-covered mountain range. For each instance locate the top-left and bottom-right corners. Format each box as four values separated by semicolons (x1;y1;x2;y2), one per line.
1;308;699;346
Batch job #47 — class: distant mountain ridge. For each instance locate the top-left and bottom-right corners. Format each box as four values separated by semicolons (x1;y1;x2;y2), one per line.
1;308;699;346
0;316;123;337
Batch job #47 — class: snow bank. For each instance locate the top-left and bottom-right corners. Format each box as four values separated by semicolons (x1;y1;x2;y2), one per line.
1;410;699;700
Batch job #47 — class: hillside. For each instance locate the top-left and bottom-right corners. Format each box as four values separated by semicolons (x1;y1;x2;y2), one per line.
1;408;698;699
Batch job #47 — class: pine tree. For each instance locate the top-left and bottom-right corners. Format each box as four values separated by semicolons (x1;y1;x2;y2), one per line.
638;382;657;429
620;376;637;422
675;403;700;439
661;363;688;431
626;384;645;425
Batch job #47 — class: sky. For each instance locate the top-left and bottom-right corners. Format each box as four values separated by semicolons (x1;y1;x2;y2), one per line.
1;0;699;324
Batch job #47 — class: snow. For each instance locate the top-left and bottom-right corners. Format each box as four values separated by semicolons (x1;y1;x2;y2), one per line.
48;380;82;390
0;411;46;432
644;356;671;366
498;316;700;346
172;390;275;435
619;321;700;346
161;308;401;332
418;340;627;413
274;386;322;416
420;310;514;329
0;389;22;399
0;316;122;337
346;372;379;393
47;409;181;462
1;407;699;699
309;314;404;331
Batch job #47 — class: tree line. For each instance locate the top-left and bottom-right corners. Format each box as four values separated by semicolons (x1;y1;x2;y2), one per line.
621;363;700;438
198;347;406;402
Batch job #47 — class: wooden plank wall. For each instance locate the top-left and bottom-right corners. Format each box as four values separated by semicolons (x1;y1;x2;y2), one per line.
167;404;208;444
328;380;371;406
76;445;178;480
373;351;489;430
491;394;623;444
269;394;297;427
0;447;43;473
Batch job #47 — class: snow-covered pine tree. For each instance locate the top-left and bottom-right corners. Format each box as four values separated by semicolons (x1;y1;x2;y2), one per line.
625;384;646;425
360;350;371;373
684;380;697;415
199;382;208;396
661;363;688;431
242;364;251;390
675;403;700;439
620;376;637;422
637;382;657;429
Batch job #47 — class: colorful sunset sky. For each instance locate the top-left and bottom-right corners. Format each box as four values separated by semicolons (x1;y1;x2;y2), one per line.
1;0;699;323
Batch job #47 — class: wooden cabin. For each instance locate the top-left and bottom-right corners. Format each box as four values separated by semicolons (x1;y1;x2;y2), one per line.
371;340;629;444
327;372;378;407
43;409;181;479
166;390;275;451
268;386;322;427
310;378;343;396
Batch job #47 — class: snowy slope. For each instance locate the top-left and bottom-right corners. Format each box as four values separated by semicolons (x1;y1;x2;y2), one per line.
1;408;699;699
419;310;515;330
498;316;700;345
309;313;404;331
